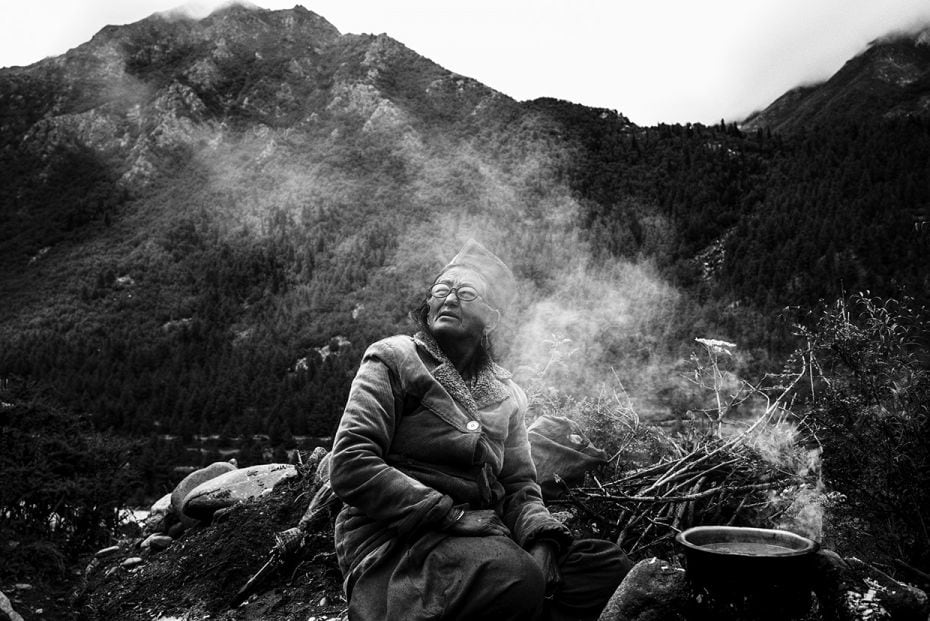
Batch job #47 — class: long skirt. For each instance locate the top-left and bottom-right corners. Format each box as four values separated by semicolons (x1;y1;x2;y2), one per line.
348;533;631;621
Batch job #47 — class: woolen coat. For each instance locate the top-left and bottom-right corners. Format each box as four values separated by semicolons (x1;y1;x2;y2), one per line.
329;331;572;598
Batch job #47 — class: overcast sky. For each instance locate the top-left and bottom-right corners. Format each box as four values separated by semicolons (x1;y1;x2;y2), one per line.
3;1;930;125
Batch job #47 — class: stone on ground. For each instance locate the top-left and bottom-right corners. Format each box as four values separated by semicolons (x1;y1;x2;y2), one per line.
140;534;174;551
170;461;238;526
181;463;298;521
0;590;25;621
598;557;691;621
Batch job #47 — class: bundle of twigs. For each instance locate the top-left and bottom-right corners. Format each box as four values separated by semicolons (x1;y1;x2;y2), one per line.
551;371;816;558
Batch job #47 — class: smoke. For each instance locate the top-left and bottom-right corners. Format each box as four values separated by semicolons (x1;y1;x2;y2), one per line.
748;415;825;542
373;124;685;414
93;21;707;422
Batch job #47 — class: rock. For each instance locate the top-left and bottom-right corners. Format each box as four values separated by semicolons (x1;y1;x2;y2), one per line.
94;545;121;558
602;556;816;620
812;552;929;621
0;590;25;621
142;493;173;535
845;557;928;621
140;534;173;551
598;557;691;621
181;463;298;521
121;557;144;569
170;461;237;527
812;549;858;620
167;521;186;539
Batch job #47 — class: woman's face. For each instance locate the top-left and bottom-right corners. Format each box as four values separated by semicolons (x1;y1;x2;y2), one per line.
426;266;498;345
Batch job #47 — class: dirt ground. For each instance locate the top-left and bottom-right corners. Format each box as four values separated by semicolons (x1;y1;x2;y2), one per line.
75;475;346;620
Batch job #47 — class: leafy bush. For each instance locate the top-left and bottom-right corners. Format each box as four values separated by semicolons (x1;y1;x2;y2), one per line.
0;383;141;579
798;293;930;565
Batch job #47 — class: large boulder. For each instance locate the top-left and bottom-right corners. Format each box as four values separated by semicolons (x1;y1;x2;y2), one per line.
813;552;929;621
598;558;691;621
170;461;238;526
181;463;298;522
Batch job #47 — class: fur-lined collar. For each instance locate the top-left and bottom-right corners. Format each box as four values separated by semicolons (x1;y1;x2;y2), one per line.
413;331;512;415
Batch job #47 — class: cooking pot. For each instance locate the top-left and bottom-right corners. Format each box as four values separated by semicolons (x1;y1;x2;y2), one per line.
675;525;820;590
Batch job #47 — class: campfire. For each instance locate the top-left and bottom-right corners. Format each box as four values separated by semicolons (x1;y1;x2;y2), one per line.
544;354;822;560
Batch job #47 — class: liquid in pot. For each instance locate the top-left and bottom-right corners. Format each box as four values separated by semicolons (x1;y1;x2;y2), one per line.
699;542;795;556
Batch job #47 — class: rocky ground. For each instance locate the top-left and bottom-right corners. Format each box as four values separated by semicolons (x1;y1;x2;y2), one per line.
74;471;345;621
5;465;929;621
5;430;929;621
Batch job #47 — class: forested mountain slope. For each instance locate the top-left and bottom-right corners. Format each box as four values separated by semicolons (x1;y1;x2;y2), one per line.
0;5;927;451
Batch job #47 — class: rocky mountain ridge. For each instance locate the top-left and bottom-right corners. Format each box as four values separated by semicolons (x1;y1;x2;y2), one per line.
0;4;513;193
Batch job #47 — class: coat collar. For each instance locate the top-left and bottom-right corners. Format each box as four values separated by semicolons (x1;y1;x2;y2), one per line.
413;331;512;414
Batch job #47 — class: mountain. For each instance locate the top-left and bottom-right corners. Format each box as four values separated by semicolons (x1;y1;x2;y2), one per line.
0;1;567;346
742;28;930;133
0;3;523;255
0;3;640;439
0;4;927;453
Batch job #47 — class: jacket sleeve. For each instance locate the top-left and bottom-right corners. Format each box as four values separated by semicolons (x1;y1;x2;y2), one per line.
329;339;454;537
497;382;573;551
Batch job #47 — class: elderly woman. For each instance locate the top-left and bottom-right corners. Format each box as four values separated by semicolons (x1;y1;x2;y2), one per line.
330;240;630;620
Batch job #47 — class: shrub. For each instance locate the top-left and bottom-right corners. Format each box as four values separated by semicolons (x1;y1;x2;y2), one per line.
797;293;930;565
0;383;141;579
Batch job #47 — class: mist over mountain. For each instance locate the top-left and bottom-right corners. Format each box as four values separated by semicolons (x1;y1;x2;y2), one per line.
0;4;927;451
743;26;930;132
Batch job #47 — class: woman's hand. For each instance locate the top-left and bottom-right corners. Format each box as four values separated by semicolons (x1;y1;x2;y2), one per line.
444;509;511;537
527;540;562;595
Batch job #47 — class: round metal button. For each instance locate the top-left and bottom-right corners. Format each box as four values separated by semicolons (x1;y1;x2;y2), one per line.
465;420;480;432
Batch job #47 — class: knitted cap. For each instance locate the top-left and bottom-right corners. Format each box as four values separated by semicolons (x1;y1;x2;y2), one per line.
440;239;515;310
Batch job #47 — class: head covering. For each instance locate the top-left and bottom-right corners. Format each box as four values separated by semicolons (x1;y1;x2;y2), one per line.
440;239;515;310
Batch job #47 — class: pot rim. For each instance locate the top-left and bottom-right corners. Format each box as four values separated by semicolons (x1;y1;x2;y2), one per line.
675;525;819;558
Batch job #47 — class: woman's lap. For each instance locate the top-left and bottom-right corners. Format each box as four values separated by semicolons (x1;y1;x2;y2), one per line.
351;534;544;620
349;534;630;621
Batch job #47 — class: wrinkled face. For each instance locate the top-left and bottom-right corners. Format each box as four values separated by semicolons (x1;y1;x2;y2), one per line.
426;266;497;345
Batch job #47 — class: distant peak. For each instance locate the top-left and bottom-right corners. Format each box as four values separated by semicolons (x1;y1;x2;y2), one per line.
207;1;263;18
153;1;261;22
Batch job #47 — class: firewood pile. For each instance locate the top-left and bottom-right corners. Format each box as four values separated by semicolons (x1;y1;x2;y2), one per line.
550;393;819;559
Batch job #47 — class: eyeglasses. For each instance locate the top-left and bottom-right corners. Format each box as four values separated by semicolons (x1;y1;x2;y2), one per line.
430;283;481;302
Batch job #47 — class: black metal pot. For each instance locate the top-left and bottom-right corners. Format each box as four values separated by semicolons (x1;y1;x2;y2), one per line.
675;525;820;591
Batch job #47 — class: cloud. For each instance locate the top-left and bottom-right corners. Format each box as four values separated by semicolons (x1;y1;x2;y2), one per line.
727;0;930;121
